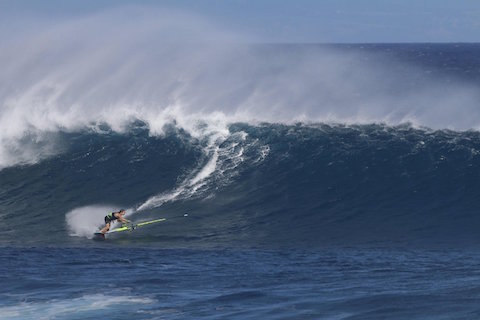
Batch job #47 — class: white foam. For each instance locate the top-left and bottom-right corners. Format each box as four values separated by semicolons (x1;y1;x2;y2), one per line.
2;7;480;170
136;125;253;211
0;294;155;319
66;205;133;238
137;136;222;211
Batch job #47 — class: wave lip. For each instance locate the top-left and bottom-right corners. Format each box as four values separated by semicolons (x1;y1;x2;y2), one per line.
2;11;480;170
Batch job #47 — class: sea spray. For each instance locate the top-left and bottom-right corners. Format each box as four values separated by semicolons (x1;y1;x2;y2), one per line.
2;8;480;169
66;205;134;238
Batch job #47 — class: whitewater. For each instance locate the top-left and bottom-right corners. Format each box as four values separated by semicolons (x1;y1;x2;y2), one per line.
2;9;480;171
2;7;480;320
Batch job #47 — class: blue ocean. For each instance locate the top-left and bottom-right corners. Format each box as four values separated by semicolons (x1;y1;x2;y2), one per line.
2;33;480;319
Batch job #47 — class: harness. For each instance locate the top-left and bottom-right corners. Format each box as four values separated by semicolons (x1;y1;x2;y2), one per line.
105;212;118;223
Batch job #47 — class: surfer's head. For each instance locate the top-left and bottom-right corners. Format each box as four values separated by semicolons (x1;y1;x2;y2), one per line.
119;209;126;215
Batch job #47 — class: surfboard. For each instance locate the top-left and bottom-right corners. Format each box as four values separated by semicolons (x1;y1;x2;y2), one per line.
93;218;166;239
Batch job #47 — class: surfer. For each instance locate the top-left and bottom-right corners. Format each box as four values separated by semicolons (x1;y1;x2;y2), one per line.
99;209;131;234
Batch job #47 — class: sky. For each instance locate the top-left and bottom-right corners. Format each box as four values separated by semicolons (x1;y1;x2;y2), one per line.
1;0;480;43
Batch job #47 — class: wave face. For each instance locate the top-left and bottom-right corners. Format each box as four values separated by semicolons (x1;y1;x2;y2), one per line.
2;11;480;248
2;122;480;247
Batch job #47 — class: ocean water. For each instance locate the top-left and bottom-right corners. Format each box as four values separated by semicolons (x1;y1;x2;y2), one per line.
2;247;480;320
2;39;480;318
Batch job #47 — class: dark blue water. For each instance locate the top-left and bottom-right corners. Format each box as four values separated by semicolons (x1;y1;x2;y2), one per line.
2;247;480;319
3;122;480;247
2;44;480;319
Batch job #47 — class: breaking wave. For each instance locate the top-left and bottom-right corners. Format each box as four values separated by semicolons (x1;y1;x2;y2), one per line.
1;7;480;248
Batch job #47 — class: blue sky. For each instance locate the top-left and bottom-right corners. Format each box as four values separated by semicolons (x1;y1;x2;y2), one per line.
2;0;480;43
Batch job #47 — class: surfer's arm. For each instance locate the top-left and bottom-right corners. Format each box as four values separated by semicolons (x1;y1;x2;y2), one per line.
118;216;131;224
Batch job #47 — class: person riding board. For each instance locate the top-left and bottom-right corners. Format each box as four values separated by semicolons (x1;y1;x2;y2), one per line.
99;209;131;234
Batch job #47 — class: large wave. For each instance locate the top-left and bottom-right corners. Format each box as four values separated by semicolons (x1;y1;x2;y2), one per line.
2;7;480;247
1;123;480;247
1;7;480;170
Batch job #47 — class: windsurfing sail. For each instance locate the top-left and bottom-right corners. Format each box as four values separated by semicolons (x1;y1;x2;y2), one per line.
94;218;166;237
93;214;187;239
135;219;167;228
107;218;166;234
